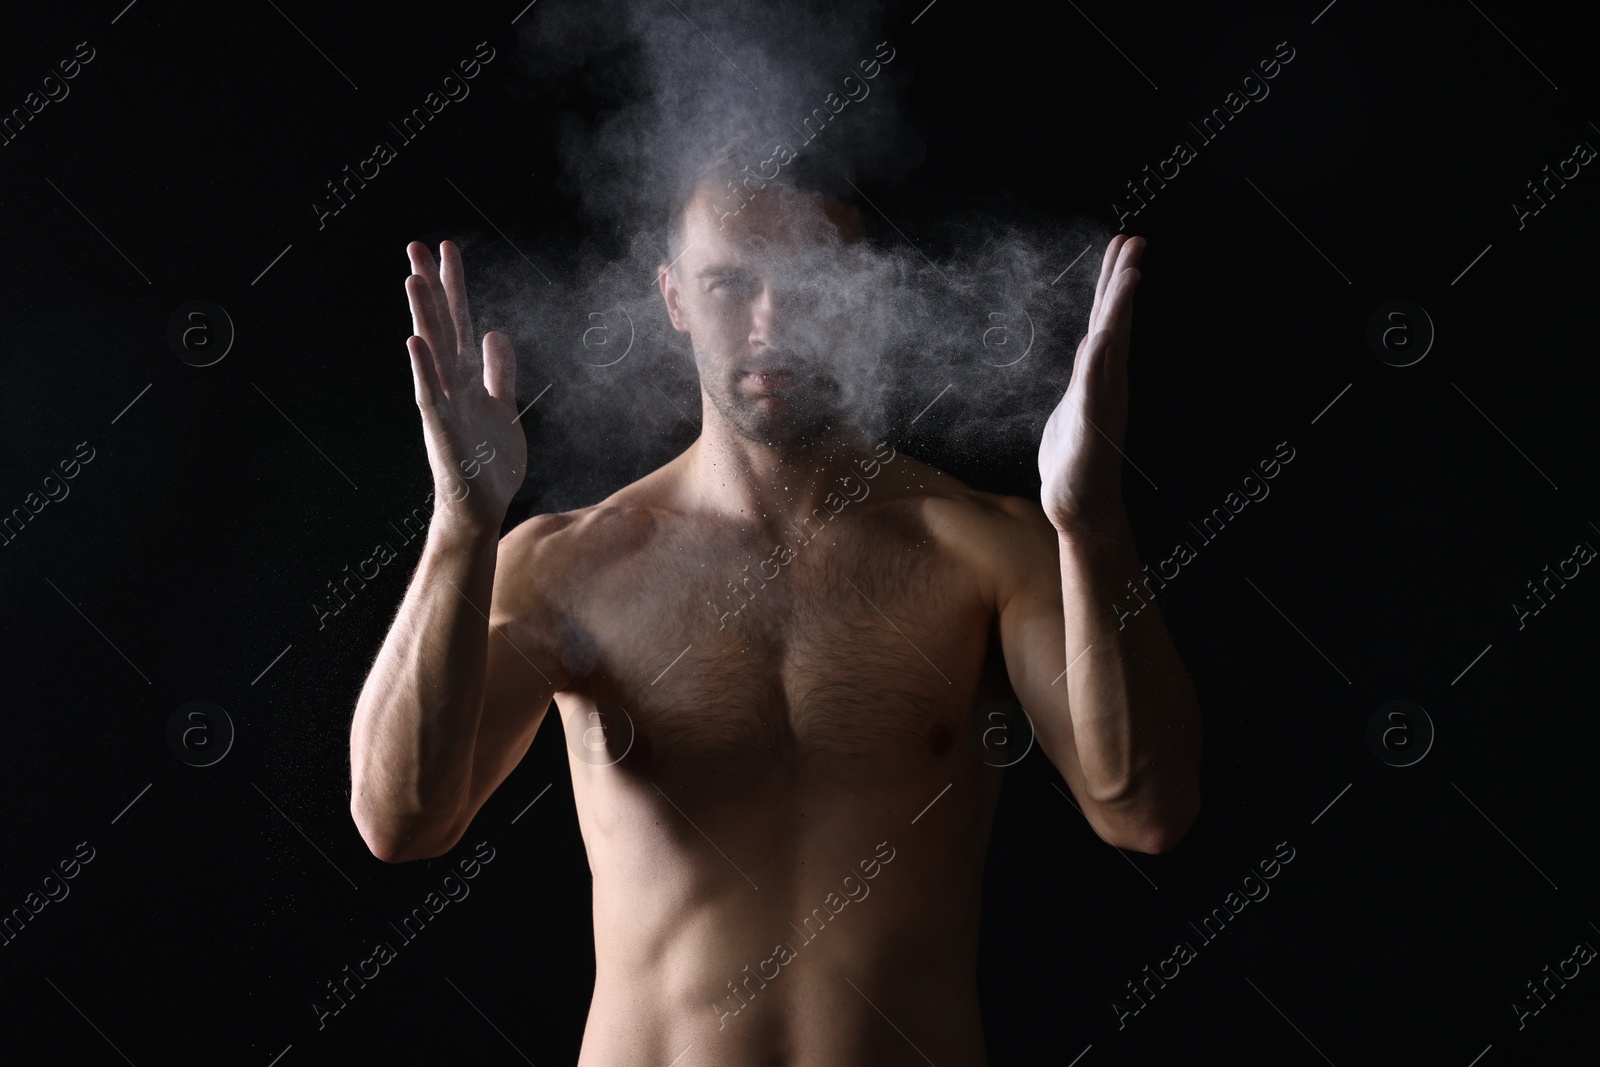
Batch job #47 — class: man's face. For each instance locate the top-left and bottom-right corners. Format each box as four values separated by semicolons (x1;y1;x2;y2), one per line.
660;181;869;447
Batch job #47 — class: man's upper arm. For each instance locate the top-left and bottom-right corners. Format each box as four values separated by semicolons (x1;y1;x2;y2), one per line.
443;513;574;845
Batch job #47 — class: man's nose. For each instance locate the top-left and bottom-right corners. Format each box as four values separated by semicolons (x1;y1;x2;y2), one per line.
749;280;784;351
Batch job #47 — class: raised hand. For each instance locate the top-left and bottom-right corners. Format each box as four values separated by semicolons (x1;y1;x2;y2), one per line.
405;239;528;537
1038;234;1144;538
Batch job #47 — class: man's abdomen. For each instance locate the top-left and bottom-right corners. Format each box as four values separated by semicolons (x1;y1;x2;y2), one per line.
574;769;999;1066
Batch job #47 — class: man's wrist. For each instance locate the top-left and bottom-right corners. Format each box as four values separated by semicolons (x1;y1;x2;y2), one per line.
1053;503;1141;592
428;507;504;552
1048;502;1133;555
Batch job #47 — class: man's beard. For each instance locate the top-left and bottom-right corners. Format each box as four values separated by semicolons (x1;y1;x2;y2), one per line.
708;369;848;448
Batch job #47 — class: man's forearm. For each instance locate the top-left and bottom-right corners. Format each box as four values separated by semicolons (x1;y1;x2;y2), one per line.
1056;514;1202;851
349;516;500;861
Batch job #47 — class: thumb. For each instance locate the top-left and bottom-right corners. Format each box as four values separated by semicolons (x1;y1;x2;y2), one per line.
482;330;517;405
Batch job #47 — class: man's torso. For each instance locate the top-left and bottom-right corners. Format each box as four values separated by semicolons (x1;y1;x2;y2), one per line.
517;449;1045;1066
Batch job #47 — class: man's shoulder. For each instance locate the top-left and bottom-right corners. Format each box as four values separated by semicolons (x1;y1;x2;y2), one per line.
499;497;665;574
882;457;1053;544
876;457;1058;600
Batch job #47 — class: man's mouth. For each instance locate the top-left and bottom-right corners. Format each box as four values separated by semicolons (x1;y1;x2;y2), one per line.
740;367;797;393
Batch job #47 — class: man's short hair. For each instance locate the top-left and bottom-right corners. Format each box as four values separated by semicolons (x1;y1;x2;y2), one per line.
664;130;858;264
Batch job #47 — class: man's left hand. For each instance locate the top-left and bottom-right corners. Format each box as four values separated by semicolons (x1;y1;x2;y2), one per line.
1038;234;1145;539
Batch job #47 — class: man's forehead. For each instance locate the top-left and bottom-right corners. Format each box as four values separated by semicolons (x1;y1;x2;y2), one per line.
682;182;857;261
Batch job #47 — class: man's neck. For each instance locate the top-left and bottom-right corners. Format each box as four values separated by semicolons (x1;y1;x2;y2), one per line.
685;410;879;531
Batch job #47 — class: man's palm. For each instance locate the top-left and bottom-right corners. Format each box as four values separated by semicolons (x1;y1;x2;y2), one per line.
405;240;527;532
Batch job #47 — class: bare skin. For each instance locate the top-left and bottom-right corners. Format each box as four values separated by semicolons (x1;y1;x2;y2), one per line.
349;183;1202;1066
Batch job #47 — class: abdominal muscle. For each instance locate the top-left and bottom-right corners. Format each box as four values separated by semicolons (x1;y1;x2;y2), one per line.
568;733;1003;1067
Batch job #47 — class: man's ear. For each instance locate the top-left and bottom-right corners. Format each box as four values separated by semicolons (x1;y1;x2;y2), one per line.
659;264;690;333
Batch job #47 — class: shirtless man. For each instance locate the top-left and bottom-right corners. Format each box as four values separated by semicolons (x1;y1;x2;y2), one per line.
349;152;1202;1064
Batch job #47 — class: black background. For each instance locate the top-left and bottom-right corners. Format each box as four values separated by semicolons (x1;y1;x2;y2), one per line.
2;1;1596;1064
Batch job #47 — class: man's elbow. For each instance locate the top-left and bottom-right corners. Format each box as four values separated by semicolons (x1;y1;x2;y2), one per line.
1098;790;1200;854
1119;824;1182;855
365;838;416;865
352;804;462;864
1127;793;1201;854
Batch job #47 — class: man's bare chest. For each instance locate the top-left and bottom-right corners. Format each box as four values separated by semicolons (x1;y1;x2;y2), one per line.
549;505;1001;782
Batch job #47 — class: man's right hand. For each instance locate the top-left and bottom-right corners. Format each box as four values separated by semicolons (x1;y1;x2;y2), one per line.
405;239;527;537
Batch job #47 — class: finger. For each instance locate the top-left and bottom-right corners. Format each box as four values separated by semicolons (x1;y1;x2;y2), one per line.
407;241;458;362
404;242;443;339
1101;266;1141;362
1076;328;1110;390
405;269;439;339
1088;235;1126;334
1114;235;1145;278
1100;235;1145;359
407;334;445;410
439;240;477;363
406;240;443;323
482;330;517;406
406;274;454;390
